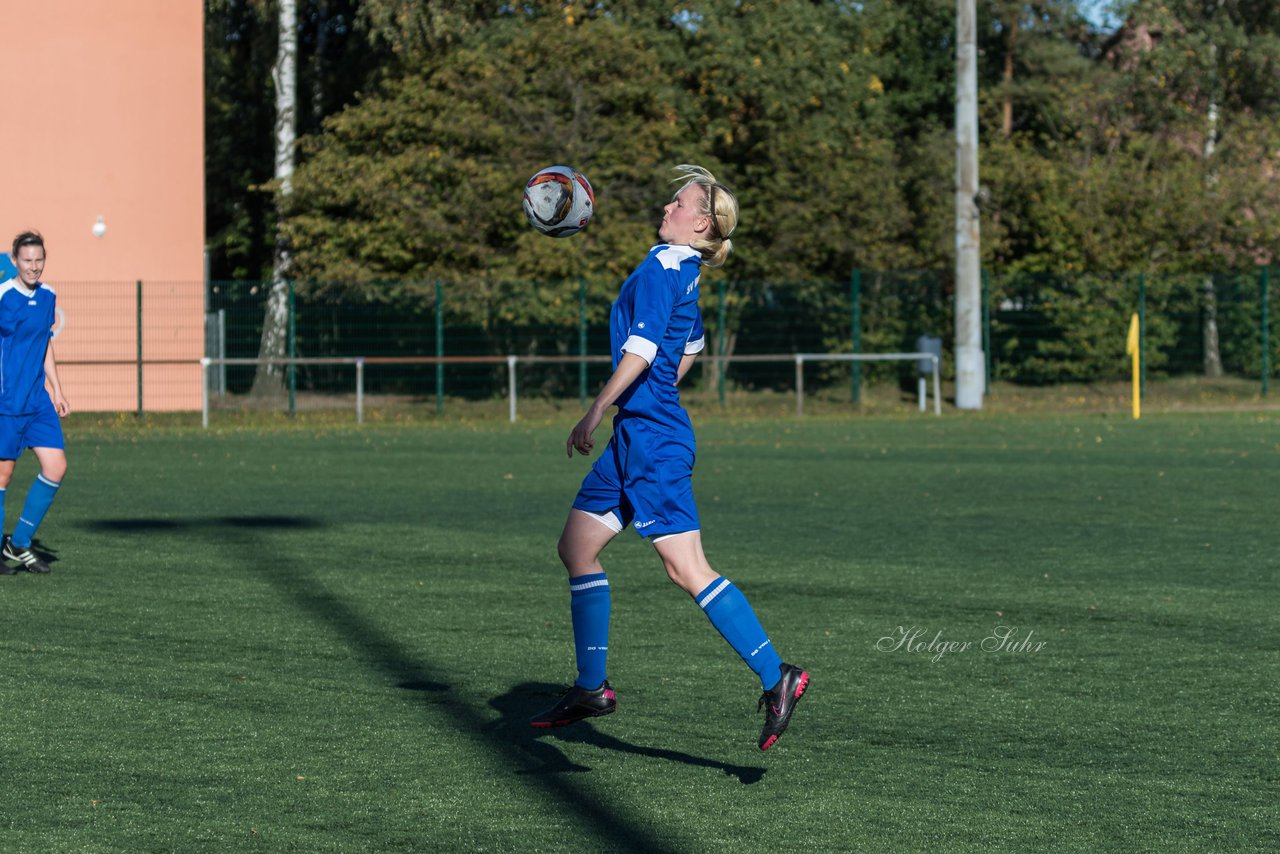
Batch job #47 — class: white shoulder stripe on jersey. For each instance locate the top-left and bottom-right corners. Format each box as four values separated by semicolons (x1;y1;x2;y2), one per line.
1;280;40;298
654;244;700;271
621;335;658;366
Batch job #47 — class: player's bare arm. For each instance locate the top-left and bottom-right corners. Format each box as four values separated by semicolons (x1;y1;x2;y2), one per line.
567;352;649;458
44;343;69;416
676;352;698;385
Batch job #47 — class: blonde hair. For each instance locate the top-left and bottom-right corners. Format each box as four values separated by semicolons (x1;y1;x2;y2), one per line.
671;164;738;268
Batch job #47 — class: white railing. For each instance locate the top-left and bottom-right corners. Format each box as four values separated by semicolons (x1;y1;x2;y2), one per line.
794;353;941;416
199;352;942;428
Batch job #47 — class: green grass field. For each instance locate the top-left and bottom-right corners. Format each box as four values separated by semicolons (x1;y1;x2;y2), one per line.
1;410;1276;852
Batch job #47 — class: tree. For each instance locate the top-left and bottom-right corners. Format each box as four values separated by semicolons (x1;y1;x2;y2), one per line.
1100;0;1280;376
669;0;916;279
206;0;277;281
250;0;298;398
206;0;376;282
282;2;686;324
356;0;508;69
1149;0;1278;374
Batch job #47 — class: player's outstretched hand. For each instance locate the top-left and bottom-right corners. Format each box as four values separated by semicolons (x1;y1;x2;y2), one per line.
567;408;603;458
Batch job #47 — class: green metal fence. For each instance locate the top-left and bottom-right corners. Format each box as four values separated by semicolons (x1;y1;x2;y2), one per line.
203;267;1276;411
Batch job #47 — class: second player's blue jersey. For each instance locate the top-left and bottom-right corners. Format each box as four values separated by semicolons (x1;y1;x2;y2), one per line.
0;280;56;415
611;244;705;433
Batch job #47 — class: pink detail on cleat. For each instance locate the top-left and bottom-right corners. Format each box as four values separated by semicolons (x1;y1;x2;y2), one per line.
795;672;809;698
761;734;778;750
603;688;616;701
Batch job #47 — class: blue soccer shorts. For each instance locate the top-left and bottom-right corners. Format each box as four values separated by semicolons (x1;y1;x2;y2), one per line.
572;416;700;539
0;396;65;459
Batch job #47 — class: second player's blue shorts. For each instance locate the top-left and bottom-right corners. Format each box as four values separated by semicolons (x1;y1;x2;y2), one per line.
0;394;65;459
572;416;699;539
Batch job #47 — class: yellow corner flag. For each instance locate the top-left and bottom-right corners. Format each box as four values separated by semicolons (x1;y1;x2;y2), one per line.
1126;313;1140;420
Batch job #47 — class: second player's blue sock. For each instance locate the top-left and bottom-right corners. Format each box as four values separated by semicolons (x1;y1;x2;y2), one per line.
11;475;60;549
696;576;785;691
569;572;610;690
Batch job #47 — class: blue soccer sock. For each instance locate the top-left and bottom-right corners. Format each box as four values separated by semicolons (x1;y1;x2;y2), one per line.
696;576;785;691
11;474;60;549
569;572;611;690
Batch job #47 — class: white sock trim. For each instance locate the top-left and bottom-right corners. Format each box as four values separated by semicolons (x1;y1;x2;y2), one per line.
698;578;732;610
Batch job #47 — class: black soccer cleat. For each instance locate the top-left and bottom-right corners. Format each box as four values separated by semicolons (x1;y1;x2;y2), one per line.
530;681;617;728
3;537;50;574
758;663;809;751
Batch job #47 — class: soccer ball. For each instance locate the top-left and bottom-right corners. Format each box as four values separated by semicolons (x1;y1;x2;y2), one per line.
523;166;594;237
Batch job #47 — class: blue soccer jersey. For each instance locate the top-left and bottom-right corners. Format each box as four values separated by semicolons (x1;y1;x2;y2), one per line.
0;280;57;415
612;244;706;432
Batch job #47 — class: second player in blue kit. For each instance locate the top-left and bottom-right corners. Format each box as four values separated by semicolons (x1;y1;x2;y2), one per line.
0;231;69;575
531;166;809;750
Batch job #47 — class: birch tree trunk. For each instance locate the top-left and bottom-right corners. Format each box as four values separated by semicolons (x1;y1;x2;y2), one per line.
251;0;297;398
1001;16;1017;138
1200;30;1223;378
1202;276;1224;378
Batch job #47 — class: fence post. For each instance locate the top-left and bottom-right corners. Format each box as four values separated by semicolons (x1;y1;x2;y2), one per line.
136;280;143;417
932;355;942;416
435;281;444;415
1262;265;1270;397
579;277;588;406
356;357;364;424
982;269;992;390
508;355;518;423
851;269;862;404
288;279;296;418
1138;272;1147;400
795;355;805;417
717;280;727;407
201;358;209;429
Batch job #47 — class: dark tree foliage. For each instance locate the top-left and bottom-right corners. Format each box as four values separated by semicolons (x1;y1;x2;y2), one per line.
205;0;1280;378
205;0;379;280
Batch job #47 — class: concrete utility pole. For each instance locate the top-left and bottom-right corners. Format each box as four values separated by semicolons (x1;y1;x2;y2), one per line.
955;0;985;409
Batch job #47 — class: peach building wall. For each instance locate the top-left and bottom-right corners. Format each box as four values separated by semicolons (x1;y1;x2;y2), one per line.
0;0;204;411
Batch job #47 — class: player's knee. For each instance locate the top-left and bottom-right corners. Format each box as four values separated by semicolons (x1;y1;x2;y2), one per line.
662;561;683;586
556;535;576;569
44;460;67;482
557;534;594;573
661;559;699;594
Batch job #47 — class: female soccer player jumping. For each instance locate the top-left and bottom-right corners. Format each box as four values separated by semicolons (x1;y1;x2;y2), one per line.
0;231;69;575
530;166;809;750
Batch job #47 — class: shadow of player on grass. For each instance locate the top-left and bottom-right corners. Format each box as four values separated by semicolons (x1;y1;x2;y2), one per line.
488;682;766;785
